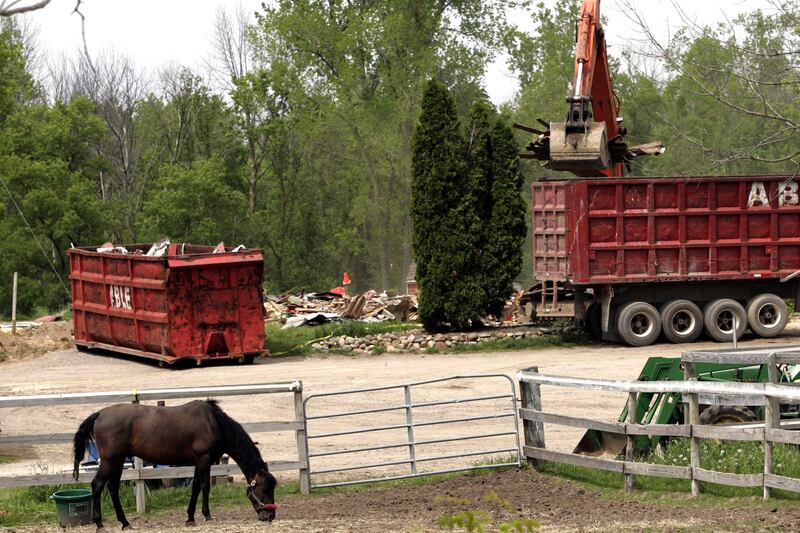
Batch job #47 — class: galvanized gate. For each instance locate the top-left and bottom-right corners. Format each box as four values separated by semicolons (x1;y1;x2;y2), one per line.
303;374;521;489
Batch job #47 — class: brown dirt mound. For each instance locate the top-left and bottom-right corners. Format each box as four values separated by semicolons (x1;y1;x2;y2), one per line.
0;321;73;363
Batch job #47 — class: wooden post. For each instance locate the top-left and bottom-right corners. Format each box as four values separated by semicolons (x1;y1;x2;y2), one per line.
11;272;17;335
293;388;310;495
688;375;701;496
682;362;694;425
134;457;146;513
624;391;637;492
519;367;545;469
764;353;778;500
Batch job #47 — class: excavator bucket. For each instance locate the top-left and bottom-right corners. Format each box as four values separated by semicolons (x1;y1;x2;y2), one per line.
573;428;627;458
549;120;610;171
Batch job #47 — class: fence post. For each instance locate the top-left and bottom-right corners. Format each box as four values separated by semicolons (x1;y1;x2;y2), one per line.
624;392;637;492
764;352;778;500
11;272;17;335
686;366;701;496
404;385;418;476
293;387;310;495
134;457;146;513
519;367;545;469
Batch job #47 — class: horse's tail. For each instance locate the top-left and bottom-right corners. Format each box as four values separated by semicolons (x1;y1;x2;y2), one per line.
73;411;100;480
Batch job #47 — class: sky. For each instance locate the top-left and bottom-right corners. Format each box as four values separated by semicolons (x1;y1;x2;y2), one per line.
23;0;777;105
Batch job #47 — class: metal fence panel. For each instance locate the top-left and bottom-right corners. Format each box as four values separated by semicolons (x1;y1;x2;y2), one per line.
303;374;521;490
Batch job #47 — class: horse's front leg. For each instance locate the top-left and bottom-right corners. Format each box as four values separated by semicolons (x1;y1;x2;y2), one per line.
185;466;202;526
200;464;212;521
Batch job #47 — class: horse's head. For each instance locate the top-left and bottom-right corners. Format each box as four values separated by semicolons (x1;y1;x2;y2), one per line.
247;465;277;522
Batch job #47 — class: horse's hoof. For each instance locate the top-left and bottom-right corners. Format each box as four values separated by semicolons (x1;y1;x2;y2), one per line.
122;524;133;530
203;516;213;522
185;520;196;527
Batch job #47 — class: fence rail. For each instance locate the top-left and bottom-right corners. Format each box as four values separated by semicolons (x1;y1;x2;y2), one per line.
0;382;309;510
517;349;800;499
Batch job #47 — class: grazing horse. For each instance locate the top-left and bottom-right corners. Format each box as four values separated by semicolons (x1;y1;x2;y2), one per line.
72;399;277;529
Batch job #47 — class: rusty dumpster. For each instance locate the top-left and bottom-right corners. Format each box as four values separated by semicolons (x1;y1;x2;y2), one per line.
69;243;265;365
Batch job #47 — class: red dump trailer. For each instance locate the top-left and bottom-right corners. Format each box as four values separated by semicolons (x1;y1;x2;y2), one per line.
69;243;265;365
528;175;800;346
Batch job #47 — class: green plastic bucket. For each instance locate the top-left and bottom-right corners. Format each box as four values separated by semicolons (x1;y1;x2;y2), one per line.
51;489;93;527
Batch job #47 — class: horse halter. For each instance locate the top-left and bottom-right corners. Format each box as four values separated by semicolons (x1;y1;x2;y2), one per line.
248;477;278;512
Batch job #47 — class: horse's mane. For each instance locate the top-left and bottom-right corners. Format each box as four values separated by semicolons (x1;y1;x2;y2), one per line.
206;399;265;475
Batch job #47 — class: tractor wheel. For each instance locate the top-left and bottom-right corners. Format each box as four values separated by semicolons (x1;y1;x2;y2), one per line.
616;302;661;347
660;300;703;344
699;405;757;425
585;302;603;340
746;293;788;338
703;299;747;343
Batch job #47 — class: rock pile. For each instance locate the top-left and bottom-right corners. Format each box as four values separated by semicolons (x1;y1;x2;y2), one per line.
310;326;562;354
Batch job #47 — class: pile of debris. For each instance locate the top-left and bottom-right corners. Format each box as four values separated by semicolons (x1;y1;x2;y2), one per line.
310;325;568;354
265;290;418;327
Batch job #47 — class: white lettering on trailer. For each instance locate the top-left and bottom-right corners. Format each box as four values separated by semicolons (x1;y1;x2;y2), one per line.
109;285;132;310
747;182;769;207
778;181;799;206
747;180;800;207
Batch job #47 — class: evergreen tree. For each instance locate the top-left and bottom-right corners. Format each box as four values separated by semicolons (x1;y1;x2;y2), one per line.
412;80;484;329
483;117;527;318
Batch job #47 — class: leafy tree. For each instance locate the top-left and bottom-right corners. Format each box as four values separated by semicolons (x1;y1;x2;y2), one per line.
413;80;485;329
484;116;527;317
137;158;248;245
0;97;107;314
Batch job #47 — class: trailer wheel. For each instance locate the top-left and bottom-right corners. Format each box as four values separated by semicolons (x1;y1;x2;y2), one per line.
616;302;661;347
703;299;747;342
699;405;757;425
746;293;788;338
660;300;703;344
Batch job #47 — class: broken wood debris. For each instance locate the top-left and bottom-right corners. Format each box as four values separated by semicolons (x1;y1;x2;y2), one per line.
265;290;418;327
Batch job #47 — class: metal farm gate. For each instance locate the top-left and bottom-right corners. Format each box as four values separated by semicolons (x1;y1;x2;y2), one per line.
302;374;521;490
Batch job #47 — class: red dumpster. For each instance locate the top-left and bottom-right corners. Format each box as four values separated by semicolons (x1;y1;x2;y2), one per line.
69;243;265;365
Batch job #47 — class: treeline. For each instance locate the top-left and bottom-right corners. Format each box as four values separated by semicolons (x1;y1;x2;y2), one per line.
0;1;798;315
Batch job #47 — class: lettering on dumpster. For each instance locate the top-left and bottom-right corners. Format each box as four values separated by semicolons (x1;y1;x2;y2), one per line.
109;285;133;310
748;181;799;207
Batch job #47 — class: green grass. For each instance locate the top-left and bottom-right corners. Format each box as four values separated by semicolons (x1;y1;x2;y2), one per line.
541;438;800;502
0;454;17;465
0;480;300;527
265;321;419;356
449;330;589;353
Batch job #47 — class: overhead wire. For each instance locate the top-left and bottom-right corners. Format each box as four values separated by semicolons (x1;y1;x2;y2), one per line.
0;174;72;299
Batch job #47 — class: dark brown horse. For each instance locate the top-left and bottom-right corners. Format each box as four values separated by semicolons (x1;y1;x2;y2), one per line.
72;399;276;529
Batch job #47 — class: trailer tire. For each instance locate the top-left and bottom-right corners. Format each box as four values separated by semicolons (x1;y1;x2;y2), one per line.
660;300;703;344
746;293;788;338
699;405;757;425
616;302;661;347
703;299;747;343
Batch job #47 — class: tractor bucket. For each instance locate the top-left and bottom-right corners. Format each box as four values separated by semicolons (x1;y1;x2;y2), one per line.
549;120;610;171
573;428;627;458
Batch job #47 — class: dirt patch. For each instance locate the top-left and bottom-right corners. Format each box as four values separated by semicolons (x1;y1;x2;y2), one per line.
7;469;800;532
0;322;72;363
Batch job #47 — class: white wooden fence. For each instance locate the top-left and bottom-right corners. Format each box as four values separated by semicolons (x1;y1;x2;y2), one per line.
0;382;310;511
518;350;800;499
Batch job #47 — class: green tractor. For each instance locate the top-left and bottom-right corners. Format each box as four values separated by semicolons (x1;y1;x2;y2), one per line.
574;357;800;457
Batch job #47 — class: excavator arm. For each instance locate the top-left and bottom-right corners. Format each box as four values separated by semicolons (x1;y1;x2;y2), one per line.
517;0;663;177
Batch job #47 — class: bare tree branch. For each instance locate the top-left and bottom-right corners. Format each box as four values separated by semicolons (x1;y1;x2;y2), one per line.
0;0;50;17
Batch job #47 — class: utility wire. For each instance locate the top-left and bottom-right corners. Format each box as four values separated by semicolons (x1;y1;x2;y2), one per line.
0;174;72;299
